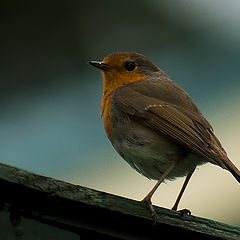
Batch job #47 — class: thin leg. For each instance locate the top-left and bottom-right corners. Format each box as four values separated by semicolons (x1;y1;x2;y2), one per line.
142;159;179;221
172;168;195;211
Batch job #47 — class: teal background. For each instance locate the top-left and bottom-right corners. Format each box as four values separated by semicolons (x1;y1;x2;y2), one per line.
1;1;240;225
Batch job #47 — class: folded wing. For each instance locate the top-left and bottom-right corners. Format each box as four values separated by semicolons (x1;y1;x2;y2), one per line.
113;83;240;183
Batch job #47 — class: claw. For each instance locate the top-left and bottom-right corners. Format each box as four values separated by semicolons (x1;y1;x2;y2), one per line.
178;208;191;215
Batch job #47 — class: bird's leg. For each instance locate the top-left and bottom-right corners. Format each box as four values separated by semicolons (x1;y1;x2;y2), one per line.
142;158;179;221
172;168;195;214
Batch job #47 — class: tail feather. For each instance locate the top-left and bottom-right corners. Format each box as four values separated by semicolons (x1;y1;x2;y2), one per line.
221;155;240;184
227;164;240;184
209;137;240;184
219;156;240;184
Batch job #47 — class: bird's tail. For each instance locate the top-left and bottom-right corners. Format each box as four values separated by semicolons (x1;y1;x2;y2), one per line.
217;152;240;184
227;161;240;184
209;136;240;184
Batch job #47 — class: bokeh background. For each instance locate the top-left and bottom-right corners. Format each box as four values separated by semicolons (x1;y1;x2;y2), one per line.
1;1;240;226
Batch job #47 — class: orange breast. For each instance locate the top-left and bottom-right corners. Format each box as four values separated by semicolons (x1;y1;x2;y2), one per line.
101;90;114;139
101;73;148;140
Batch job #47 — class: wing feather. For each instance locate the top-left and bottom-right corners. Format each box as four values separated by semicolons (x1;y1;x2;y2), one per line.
113;84;226;168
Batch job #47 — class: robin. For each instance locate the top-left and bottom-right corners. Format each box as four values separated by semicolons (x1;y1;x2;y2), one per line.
89;52;240;219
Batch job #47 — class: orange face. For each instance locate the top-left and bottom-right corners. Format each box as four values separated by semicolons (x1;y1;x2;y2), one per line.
89;52;160;138
102;54;149;95
95;54;147;138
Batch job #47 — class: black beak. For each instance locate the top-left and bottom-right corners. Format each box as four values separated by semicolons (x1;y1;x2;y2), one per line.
88;61;110;71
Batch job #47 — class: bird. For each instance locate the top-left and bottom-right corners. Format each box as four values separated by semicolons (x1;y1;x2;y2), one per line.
89;52;240;219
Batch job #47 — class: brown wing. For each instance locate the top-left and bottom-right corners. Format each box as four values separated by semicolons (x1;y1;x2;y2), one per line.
113;83;228;169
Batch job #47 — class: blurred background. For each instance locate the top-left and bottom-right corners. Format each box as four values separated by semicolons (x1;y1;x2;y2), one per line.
1;0;240;226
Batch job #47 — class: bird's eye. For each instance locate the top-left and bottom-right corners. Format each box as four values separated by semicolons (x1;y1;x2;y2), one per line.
125;62;136;71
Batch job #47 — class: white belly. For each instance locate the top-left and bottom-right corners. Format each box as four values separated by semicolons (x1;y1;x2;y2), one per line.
111;121;207;180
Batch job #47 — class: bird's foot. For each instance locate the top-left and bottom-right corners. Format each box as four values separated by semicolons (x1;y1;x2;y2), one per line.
179;208;191;215
173;208;191;215
141;197;158;224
